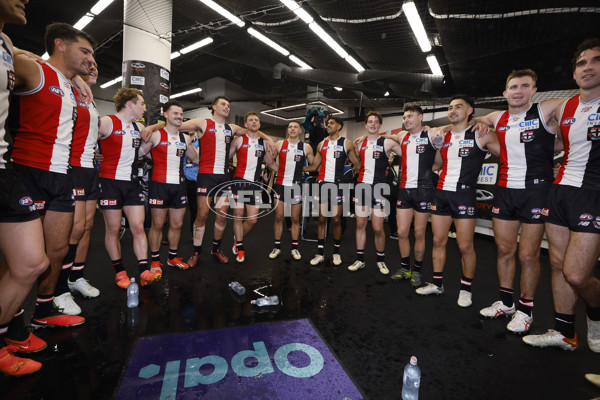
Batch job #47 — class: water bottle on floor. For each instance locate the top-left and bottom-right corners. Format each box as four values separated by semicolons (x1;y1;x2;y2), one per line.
251;295;279;307
401;356;421;400
127;278;139;308
229;281;246;295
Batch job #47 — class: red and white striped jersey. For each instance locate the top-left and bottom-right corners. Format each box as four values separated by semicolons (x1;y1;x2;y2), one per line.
151;128;186;184
198;119;233;175
0;35;14;169
233;135;265;182
555;94;600;190
437;126;487;191
399;130;437;189
98;115;141;181
275;139;305;186
11;62;77;174
357;136;388;184
317;136;347;183
494;103;555;189
70;89;99;168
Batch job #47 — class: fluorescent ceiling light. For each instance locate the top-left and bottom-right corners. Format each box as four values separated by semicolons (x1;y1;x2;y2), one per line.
280;0;299;11
198;0;244;27
289;55;312;69
344;55;364;72
384;91;389;96
90;0;115;15
402;1;432;52
426;55;443;76
334;87;342;91
261;100;344;121
248;28;290;56
100;76;123;89
180;37;214;54
294;8;314;24
171;51;181;59
171;87;202;99
73;14;93;30
308;22;348;58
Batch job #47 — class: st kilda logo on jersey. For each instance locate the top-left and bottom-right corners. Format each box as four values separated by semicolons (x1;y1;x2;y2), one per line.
458;147;470;157
588;126;600;141
6;70;15;91
520;131;535;143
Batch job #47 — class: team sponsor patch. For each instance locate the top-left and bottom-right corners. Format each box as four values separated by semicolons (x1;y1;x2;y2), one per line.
149;198;164;205
100;199;117;206
73;188;85;197
467;206;475;215
198;187;207;193
492;207;500;214
541;208;550;217
519;119;539;129
33;200;46;210
520;131;535;143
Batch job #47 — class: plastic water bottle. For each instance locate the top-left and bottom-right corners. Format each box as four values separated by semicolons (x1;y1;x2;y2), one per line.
229;281;246;295
251;295;279;306
401;356;421;400
127;278;139;308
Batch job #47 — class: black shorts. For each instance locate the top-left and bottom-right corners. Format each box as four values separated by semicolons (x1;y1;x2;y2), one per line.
431;189;476;219
196;173;232;198
273;183;303;205
0;166;40;222
315;181;344;205
71;166;101;201
543;185;600;234
396;187;433;213
99;178;144;209
353;182;389;209
492;184;549;224
149;180;187;209
231;178;264;206
14;163;74;215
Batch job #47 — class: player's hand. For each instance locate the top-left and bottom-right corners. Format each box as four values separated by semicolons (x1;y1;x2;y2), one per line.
140;126;154;142
72;75;93;103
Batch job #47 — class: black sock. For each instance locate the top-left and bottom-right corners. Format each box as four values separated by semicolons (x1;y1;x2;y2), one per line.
55;243;78;296
69;262;85;282
433;273;443;288
193;245;202;254
460;276;472;293
499;287;514;307
401;256;410;270
168;248;178;260
292;241;299;250
376;250;385;262
212;239;222;253
138;259;149;273
554;312;575;339
34;295;54;318
111;258;125;274
236;241;245;252
151;251;160;262
274;240;281;249
586;305;600;321
6;309;29;341
518;298;534;316
333;239;341;255
317;239;325;256
356;249;365;262
413;259;422;273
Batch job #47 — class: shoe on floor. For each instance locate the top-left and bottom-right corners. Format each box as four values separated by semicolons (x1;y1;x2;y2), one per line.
115;271;131;289
585;373;600;387
389;232;398;240
416;282;444;296
332;254;342;266
587;316;600;353
150;262;163;279
457;290;472;308
291;249;302;260
31;307;85;329
377;261;389;275
211;249;229;264
522;329;578;351
68;278;100;298
0;346;42;376
187;251;200;268
310;254;325;266
236;250;245;263
232;238;238;255
480;300;516;318
4;332;47;353
507;310;533;333
53;292;81;315
269;248;281;259
167;257;189;270
347;260;365;271
391;267;411;281
410;271;423;287
140;269;162;286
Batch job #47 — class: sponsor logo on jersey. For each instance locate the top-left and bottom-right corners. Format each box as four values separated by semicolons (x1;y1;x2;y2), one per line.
159;141;170;146
373;145;384;151
198;187;207;193
579;213;594;221
562;117;576;126
18;196;33;206
77;101;89;109
458;148;470;157
458;205;467;211
497;125;510;133
73;188;85;197
458;139;474;147
415;138;428;144
6;70;15;91
149;198;164;205
334;145;344;151
588;113;600;122
521;131;535;142
541;208;550;216
492;206;500;214
223;129;232;134
430;204;437;211
582;106;592;112
442;142;452;148
34;200;46;210
531;208;543;215
130;76;145;85
588;126;600;141
113;129;125;136
49;86;64;97
208;128;216;133
100;199;117;206
131;130;140;137
519;119;539;129
402;140;411;146
242;144;251;148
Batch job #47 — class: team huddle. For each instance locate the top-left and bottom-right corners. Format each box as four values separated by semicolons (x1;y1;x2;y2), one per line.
0;6;599;378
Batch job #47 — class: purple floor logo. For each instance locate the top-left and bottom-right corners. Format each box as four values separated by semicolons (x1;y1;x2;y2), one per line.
116;319;363;399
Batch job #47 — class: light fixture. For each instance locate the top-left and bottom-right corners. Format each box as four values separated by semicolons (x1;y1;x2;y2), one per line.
197;0;245;27
309;22;348;58
279;0;299;11
170;51;181;59
334;87;342;91
90;0;115;15
344;55;364;72
180;37;214;54
73;14;93;30
261;100;344;122
247;28;290;56
426;55;443;76
402;1;432;52
289;55;312;69
100;76;123;89
171;87;202;99
384;91;390;96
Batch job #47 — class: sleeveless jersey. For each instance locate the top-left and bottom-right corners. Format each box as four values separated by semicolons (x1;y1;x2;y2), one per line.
494;103;555;188
555;94;600;190
437;126;487;191
317;136;347;183
98;115;141;181
275;139;305;186
399;130;436;189
151;128;186;184
70;89;99;168
0;35;15;169
198;118;233;175
233;135;265;182
357;136;388;184
10;62;77;174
